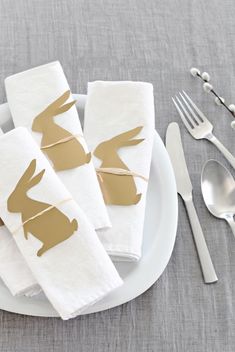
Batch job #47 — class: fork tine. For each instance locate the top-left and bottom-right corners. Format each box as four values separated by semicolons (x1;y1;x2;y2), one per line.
176;96;197;127
179;92;201;124
172;97;193;132
182;90;207;122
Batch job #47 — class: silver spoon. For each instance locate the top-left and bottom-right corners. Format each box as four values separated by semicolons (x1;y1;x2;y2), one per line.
201;159;235;237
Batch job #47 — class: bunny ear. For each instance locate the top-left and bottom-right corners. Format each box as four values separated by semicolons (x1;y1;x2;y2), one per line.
121;138;145;147
32;90;74;131
27;169;45;189
111;126;143;144
54;100;76;116
34;90;71;120
47;90;71;113
18;159;37;186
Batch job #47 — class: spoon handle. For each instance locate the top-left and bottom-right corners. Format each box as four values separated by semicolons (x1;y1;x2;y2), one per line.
208;134;235;169
184;197;218;284
227;218;235;238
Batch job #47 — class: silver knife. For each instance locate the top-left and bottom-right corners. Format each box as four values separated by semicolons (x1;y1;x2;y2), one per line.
166;122;218;284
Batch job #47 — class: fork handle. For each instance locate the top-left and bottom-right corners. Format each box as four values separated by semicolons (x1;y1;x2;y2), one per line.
184;197;218;284
208;135;235;169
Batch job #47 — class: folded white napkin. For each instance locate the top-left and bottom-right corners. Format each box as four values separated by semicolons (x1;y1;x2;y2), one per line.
84;81;155;261
5;61;110;230
0;127;123;319
0;128;40;297
0;225;41;297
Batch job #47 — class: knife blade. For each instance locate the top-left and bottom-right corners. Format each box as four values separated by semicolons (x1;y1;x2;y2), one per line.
166;122;192;200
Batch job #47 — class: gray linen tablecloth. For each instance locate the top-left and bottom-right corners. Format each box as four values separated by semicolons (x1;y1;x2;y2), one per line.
0;0;235;351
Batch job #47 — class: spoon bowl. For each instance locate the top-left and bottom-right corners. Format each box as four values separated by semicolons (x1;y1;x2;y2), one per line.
201;159;235;237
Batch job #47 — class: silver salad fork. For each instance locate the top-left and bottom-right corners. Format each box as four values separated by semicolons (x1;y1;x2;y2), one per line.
172;91;235;169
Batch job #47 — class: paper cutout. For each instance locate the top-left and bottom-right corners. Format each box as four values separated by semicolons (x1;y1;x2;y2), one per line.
0;218;4;226
94;126;145;205
12;198;72;235
7;159;78;256
32;90;91;171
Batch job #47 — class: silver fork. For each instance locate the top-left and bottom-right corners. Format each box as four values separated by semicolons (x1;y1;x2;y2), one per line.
172;91;235;169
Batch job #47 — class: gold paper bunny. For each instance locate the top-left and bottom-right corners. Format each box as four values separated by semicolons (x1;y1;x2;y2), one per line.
94;126;144;205
32;90;91;171
7;159;78;257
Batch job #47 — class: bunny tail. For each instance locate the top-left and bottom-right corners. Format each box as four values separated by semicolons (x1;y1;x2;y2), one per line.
71;219;78;232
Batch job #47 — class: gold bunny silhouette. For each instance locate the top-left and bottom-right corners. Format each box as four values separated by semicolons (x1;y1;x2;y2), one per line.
94;126;144;205
32;90;91;171
7;159;78;257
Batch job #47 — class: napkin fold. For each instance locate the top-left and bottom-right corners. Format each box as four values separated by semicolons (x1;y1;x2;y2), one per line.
0;128;40;297
84;81;155;261
5;61;110;230
0;225;41;297
0;127;122;319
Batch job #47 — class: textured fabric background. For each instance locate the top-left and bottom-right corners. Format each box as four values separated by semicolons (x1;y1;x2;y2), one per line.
0;0;235;351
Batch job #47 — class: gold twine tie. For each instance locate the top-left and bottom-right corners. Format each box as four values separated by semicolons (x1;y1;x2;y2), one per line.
96;167;148;182
12;198;73;234
41;134;83;150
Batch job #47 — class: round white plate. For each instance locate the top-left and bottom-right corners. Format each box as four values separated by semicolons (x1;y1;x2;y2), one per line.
0;94;178;317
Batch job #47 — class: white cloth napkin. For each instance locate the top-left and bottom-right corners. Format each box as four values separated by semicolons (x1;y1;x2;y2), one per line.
0;225;41;297
0;127;123;320
0;128;40;297
5;61;110;230
84;81;155;261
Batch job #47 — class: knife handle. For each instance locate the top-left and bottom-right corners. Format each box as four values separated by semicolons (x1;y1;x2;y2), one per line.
184;197;218;284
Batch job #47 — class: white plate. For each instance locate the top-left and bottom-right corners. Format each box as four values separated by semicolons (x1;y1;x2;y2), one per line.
0;94;178;317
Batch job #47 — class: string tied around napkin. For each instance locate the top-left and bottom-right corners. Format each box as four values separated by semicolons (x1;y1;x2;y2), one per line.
41;134;84;150
96;167;148;182
12;198;73;235
32;90;91;171
96;167;148;205
93;126;148;205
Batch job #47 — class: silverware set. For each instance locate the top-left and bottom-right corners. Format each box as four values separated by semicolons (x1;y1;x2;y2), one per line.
167;91;235;284
173;91;235;169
